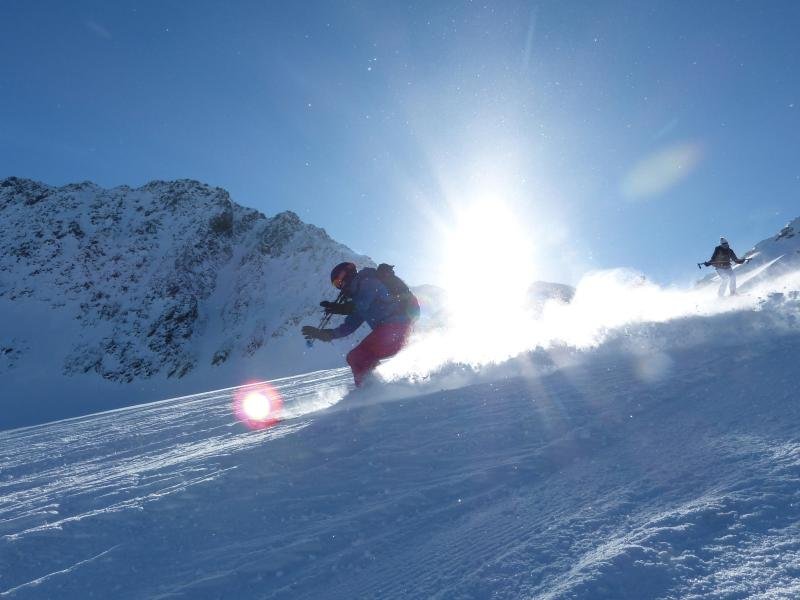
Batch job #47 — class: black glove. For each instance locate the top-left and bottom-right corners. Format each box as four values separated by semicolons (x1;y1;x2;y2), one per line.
320;300;354;316
745;258;752;264
301;326;334;342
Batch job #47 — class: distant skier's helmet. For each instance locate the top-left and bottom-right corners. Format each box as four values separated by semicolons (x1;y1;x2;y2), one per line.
720;237;729;247
330;262;357;289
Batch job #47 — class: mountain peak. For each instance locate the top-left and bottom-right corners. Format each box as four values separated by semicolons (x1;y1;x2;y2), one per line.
0;177;370;412
139;178;210;192
774;218;799;243
272;210;302;224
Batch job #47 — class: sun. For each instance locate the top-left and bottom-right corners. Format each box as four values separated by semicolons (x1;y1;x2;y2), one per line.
439;198;538;363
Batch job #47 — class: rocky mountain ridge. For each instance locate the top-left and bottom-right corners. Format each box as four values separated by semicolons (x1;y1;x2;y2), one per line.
0;177;371;385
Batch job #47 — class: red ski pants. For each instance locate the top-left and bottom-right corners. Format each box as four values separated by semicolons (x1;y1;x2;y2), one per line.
346;322;411;386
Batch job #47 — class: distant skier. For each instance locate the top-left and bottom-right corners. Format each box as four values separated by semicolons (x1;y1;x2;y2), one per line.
698;237;749;296
302;262;418;386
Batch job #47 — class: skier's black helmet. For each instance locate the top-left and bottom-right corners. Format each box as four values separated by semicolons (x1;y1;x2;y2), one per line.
330;262;357;289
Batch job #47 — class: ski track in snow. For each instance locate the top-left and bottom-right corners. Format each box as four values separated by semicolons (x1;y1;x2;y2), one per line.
0;544;120;597
3;323;800;598
0;368;351;595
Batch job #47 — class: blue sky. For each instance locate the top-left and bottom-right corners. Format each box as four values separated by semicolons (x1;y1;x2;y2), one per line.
2;1;799;286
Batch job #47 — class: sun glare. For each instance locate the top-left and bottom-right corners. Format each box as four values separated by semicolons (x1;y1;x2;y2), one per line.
441;199;538;362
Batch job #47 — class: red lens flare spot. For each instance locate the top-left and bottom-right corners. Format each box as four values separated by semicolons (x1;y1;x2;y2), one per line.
233;382;284;429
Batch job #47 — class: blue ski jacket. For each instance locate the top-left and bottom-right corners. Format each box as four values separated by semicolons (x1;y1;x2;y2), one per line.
330;268;411;339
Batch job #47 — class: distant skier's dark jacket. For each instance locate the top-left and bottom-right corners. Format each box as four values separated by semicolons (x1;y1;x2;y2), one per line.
330;268;413;339
706;245;744;270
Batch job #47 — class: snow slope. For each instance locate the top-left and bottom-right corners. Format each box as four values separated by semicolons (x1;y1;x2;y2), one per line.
3;290;800;599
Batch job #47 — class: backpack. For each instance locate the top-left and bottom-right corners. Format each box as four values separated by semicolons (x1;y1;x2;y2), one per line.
376;263;420;320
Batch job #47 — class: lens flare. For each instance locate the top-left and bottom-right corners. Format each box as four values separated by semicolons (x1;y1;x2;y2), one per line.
621;141;704;200
243;392;271;420
233;383;284;429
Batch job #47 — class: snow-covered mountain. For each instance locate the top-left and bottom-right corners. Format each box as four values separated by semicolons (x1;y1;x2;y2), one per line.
0;177;374;427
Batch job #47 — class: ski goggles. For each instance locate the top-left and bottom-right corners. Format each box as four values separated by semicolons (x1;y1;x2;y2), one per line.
332;271;348;289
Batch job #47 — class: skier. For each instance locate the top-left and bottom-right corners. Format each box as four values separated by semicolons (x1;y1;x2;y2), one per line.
698;237;748;296
302;262;417;386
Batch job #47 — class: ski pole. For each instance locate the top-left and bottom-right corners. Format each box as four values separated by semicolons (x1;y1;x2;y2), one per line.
306;292;345;348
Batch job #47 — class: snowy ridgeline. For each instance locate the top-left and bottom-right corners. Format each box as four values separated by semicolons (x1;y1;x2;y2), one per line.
2;292;800;599
0;177;377;427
